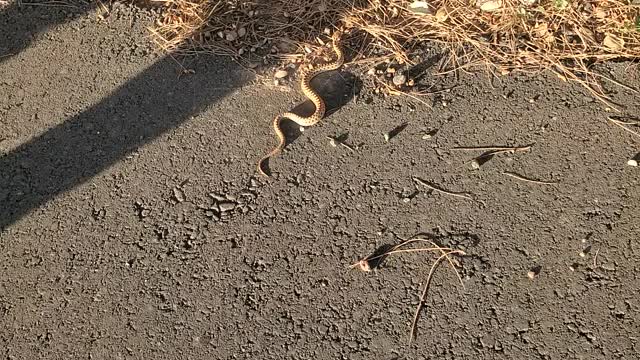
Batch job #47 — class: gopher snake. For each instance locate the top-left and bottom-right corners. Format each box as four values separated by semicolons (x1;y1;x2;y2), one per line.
257;30;345;177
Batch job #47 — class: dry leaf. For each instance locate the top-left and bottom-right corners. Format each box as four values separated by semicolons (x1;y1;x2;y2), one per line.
477;0;503;12
603;34;624;51
435;7;449;22
593;7;606;19
533;23;548;37
409;1;434;15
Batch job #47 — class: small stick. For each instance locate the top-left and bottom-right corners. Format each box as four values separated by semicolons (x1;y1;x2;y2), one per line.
503;171;558;185
593;249;600;269
326;136;356;152
413;177;473;201
350;247;456;266
451;144;534;152
409;250;465;343
607;117;640;138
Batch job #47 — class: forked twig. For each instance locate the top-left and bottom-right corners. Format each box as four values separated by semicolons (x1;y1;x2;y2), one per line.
409;249;465;343
352;236;466;342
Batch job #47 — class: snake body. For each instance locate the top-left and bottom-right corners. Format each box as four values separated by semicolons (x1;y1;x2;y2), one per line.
257;31;344;177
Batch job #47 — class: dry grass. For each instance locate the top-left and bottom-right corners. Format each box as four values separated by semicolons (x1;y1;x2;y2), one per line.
150;0;640;104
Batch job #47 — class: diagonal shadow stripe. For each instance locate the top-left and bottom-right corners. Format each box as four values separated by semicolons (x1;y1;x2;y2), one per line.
0;56;249;230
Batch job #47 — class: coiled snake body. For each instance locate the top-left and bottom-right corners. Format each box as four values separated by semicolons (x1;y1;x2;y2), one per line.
257;31;345;177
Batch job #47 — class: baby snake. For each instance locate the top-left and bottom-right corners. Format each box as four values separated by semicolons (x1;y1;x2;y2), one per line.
257;30;345;177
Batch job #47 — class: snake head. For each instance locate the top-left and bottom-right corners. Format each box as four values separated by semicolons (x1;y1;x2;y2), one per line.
332;30;343;42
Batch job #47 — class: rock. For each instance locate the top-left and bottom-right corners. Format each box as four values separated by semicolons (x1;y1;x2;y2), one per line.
627;159;638;167
274;69;289;79
173;188;185;203
392;73;407;86
219;202;236;212
208;193;226;202
225;31;238;41
205;210;220;221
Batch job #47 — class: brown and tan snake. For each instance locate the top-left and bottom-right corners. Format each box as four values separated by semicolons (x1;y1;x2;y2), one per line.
257;30;345;177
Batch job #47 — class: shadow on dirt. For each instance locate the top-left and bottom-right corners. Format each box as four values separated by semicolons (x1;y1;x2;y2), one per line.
0;3;361;230
0;4;249;230
0;2;96;64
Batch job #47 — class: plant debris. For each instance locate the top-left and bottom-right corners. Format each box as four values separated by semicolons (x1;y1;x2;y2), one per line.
351;235;466;342
152;0;640;106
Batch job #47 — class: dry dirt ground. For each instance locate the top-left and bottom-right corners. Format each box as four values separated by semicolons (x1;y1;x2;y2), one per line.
1;3;640;360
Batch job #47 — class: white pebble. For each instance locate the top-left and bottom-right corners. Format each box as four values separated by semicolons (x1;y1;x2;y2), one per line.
274;69;289;79
627;159;638;167
225;31;238;41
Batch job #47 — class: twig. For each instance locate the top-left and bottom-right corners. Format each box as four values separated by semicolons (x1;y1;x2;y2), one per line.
413;177;473;201
326;136;356;152
451;144;534;153
20;1;77;7
503;171;558;185
593;248;599;269
607;116;640;138
410;237;465;289
409;250;465;343
350;247;456;267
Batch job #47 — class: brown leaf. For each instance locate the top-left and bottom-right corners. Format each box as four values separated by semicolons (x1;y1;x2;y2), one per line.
603;34;624;51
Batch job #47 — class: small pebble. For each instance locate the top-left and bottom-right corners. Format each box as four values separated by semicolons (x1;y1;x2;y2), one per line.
173;188;185;203
219;202;236;212
470;159;480;169
392;73;407;86
383;133;390;142
208;193;226;202
225;31;238;41
627;159;638;167
274;69;289;79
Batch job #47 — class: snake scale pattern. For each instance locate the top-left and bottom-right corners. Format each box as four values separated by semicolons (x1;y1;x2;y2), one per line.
257;30;345;177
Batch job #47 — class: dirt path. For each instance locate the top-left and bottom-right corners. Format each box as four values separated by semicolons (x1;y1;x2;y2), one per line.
1;4;639;359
